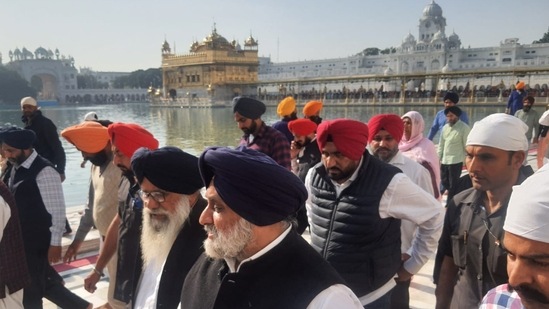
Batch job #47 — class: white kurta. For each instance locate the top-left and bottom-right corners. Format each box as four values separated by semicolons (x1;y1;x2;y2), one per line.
134;258;165;309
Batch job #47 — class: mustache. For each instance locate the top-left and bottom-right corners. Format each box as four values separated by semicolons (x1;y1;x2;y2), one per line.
509;284;549;304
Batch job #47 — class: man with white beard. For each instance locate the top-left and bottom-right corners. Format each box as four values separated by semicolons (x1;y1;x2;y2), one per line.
130;146;206;309
179;146;362;309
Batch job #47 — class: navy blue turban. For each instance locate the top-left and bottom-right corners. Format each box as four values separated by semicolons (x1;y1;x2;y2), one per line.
443;91;459;104
0;126;36;149
131;146;203;194
199;146;307;226
444;106;462;117
232;97;266;119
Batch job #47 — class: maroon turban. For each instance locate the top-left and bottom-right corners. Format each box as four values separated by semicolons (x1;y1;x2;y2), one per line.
368;114;405;143
107;123;159;158
316;119;368;161
288;119;317;136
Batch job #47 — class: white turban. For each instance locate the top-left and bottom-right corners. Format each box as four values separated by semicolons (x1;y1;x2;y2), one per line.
466;113;528;151
504;164;549;243
539;110;549;126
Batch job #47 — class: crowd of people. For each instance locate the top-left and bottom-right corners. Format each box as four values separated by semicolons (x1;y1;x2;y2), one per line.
1;86;548;309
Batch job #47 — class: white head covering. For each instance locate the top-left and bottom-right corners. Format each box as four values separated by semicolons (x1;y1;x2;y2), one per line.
504;164;549;243
21;96;37;107
84;111;98;121
539;110;549;126
466;113;528;151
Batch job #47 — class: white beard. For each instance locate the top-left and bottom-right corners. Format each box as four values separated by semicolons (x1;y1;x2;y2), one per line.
203;217;254;261
140;196;191;269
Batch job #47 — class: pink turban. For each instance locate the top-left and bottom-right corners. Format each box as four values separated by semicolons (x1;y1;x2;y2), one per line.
368;114;405;143
316;119;368;161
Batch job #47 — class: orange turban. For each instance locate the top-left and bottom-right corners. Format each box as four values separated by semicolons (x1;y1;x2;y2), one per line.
368;114;405;143
277;97;296;117
316;119;368;161
288;119;317;136
61;121;109;153
516;81;525;90
303;101;323;117
107;123;159;158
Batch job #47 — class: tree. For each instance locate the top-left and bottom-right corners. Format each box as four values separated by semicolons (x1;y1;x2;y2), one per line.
359;47;380;56
112;68;161;89
0;67;37;104
533;27;549;44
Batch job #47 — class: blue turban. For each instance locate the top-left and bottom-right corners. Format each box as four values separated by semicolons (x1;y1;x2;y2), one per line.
131;146;203;194
444;106;462;117
0;126;36;149
232;97;266;119
199;146;307;226
443;91;459;104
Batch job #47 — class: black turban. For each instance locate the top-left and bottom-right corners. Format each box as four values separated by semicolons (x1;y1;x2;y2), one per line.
443;91;459;104
199;146;307;226
131;146;203;194
232;97;266;119
444;106;462;117
0;126;36;149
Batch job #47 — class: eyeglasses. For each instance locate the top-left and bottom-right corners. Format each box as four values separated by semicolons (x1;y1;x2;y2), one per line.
138;190;166;203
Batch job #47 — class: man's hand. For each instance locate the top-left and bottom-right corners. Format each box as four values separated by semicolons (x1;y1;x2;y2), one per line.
290;141;300;159
63;240;83;263
395;265;413;282
84;271;101;293
48;245;62;264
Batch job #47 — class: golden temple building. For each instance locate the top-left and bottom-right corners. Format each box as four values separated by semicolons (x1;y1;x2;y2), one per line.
161;25;259;104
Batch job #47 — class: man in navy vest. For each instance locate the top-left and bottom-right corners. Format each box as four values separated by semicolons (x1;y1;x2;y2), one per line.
180;147;362;308
305;119;443;308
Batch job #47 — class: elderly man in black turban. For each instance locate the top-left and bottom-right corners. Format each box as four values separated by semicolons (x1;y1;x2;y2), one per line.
232;96;292;170
130;146;206;309
179;146;362;308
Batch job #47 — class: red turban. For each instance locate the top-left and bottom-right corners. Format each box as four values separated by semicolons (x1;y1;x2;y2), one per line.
107;123;159;158
368;114;404;143
303;101;323;117
316;119;368;161
288;119;317;136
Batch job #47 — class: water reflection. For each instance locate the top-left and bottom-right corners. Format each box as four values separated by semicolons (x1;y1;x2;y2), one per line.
0;102;511;207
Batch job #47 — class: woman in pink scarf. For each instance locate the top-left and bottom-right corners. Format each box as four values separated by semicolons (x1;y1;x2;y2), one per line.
399;111;441;200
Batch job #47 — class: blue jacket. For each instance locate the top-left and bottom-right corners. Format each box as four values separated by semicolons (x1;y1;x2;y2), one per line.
507;90;527;116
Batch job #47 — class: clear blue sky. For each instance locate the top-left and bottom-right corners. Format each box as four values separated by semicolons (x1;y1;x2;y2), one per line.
2;0;548;72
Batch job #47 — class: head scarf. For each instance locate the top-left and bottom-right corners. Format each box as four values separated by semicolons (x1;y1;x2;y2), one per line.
316;119;368;161
466;113;528;152
504;164;549;243
107;123;159;158
199;146;307;226
277;97;296;117
61;121;109;153
443;92;459;104
399;111;425;152
0;127;35;149
367;114;404;143
288;119;317;136
20;96;37;107
444;106;462;117
131;146;203;194
303;101;323;117
84;111;98;121
232;97;266;119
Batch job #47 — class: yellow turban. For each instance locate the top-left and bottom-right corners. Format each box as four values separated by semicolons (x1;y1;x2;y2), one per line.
61;121;110;153
277;97;296;117
516;81;525;90
303;101;323;117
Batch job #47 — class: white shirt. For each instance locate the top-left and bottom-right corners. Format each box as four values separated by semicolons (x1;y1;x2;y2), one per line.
0;196;10;242
134;258;165;309
305;157;444;306
178;227;363;309
388;151;436;254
